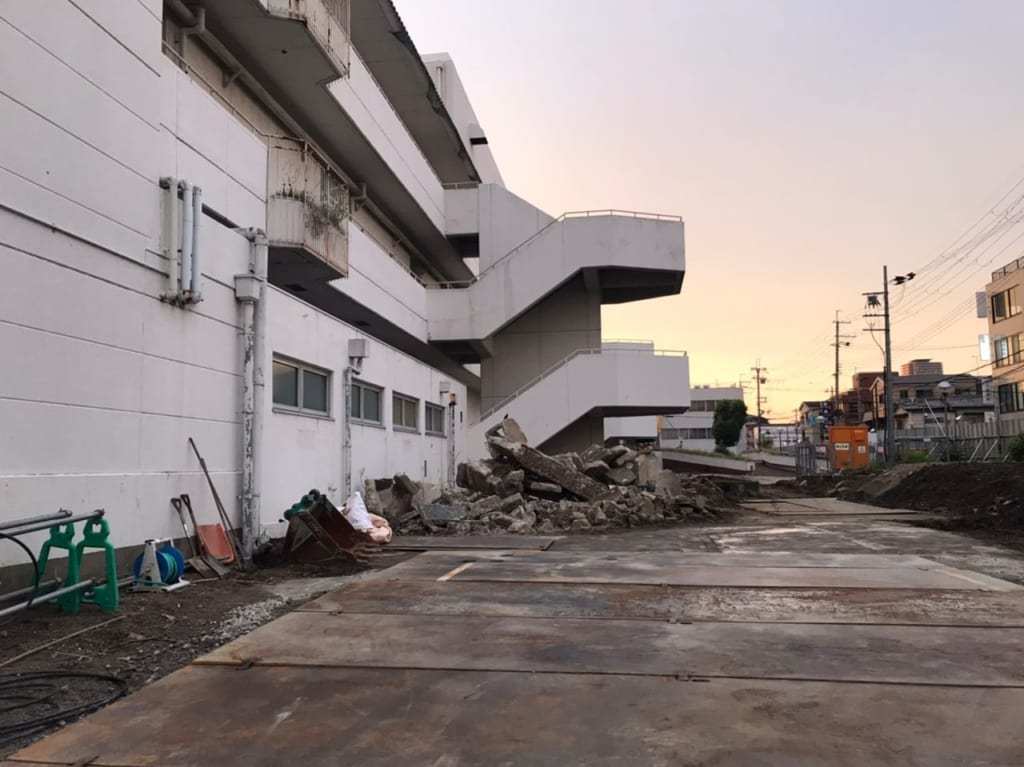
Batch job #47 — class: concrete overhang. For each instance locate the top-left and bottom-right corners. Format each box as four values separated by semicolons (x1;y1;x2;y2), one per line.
200;0;473;282
277;281;481;389
349;0;480;185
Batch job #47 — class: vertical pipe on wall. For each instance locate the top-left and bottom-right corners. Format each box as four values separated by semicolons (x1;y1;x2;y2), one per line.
180;182;194;300
238;228;268;568
161;178;180;300
189;186;203;301
342;365;353;500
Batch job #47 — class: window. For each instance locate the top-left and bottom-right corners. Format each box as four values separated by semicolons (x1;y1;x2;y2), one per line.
660;428;680;440
350;380;382;424
392;393;419;431
915;389;930;399
899;390;909;400
272;357;329;416
998;382;1024;413
994;334;1023;368
992;286;1021;322
426;403;446;436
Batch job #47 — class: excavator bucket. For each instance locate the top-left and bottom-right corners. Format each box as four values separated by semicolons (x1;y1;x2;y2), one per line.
281;491;379;565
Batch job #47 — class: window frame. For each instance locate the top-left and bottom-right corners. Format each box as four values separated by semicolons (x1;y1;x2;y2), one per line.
992;286;1021;323
425;402;447;437
271;356;331;418
392;392;420;433
350;379;383;425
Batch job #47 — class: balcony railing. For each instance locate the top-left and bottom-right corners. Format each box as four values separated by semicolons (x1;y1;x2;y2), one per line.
267;138;349;278
992;255;1024;281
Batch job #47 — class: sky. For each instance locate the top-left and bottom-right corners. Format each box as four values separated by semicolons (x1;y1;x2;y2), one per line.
398;0;1024;420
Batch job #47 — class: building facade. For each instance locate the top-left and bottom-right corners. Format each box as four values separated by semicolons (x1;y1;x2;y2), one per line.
985;257;1024;424
658;386;746;453
900;359;944;377
0;0;688;566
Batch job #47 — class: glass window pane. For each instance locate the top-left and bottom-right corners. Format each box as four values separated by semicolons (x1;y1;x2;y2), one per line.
303;370;328;413
351;384;362;418
363;387;380;422
391;394;403;426
405;399;418;428
272;361;298;407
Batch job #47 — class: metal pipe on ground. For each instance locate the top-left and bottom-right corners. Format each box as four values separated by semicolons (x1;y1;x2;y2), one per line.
0;579;59;604
0;510;72;532
3;510;104;538
0;579;96;620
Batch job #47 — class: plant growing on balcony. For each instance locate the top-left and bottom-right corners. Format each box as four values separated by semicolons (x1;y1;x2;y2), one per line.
275;183;349;237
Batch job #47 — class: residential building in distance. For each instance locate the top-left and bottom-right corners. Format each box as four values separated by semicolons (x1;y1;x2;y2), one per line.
900;359;944;377
798;401;829;445
837;371;884;426
658;386;746;453
864;372;985;428
985;256;1024;425
0;0;689;566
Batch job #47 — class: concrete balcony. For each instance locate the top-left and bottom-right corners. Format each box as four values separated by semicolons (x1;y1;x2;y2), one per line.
267;138;349;283
426;211;685;348
468;347;690;456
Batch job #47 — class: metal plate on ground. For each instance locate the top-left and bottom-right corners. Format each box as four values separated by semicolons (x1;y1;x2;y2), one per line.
194;611;1024;686
742;499;922;516
16;666;1024;767
387;535;558;551
379;556;1021;591
300;579;1024;626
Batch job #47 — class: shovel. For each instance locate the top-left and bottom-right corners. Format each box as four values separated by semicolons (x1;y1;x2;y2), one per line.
171;497;217;578
179;494;232;575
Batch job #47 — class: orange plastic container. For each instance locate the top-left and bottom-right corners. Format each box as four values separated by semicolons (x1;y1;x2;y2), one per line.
829;425;870;471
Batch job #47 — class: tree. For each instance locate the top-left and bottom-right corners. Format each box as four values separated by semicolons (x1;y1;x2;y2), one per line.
712;400;748;451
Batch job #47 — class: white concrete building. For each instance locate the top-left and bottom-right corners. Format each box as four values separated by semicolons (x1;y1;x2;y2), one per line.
659;386;747;453
0;0;687;567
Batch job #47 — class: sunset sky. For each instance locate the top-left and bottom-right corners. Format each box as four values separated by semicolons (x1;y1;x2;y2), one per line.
400;0;1024;419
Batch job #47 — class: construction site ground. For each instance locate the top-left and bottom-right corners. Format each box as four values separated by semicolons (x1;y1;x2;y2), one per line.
6;492;1024;766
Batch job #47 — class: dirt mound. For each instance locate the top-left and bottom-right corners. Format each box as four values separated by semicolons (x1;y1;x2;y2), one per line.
866;463;1024;529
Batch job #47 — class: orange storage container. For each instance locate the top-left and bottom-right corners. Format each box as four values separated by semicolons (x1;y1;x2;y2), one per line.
829;425;870;471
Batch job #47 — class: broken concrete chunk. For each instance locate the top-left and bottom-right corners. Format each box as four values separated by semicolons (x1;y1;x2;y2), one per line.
528;481;562;495
362;479;384;516
500;493;524;512
501;417;529;445
484;511;515;529
582;460;610;479
502;469;526;496
460;460;495;494
469;495;502;519
607;466;638;486
486;436;607;501
636;452;660;486
421;503;467;523
611;449;636;468
570;517;592;531
654;469;682;499
393;473;421;497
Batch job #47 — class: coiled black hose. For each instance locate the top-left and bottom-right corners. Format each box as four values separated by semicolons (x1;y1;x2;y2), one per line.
0;532;40;628
0;670;128;747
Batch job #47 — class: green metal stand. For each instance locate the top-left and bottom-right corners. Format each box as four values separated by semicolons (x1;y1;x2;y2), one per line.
77;518;118;612
35;522;83;615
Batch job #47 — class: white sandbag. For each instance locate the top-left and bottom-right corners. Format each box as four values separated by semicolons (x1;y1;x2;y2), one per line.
343;491;374;530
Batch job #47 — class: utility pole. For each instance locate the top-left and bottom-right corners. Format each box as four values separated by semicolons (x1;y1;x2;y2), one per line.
832;311;854;425
863;266;915;466
750;361;767;449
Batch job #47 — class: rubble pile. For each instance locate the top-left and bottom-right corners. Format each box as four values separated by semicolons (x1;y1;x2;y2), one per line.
366;422;731;536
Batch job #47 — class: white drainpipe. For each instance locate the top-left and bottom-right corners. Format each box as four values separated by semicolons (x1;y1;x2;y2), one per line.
189;185;203;302
235;228;268;567
161;178;180;301
179;182;194;299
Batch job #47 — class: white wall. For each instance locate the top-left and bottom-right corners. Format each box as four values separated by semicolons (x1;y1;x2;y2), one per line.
263;288;468;519
659;386;746;453
422;53;505;187
329;50;446;232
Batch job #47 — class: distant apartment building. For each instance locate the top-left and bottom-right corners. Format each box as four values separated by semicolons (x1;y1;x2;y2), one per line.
0;0;689;566
659;386;746;453
985;256;1024;424
837;371;884;426
900;359;944;376
865;373;989;429
798;401;828;445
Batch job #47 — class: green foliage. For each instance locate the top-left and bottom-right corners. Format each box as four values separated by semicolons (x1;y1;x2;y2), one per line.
1008;433;1024;462
901;450;934;464
712;400;748;449
758;435;774;449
